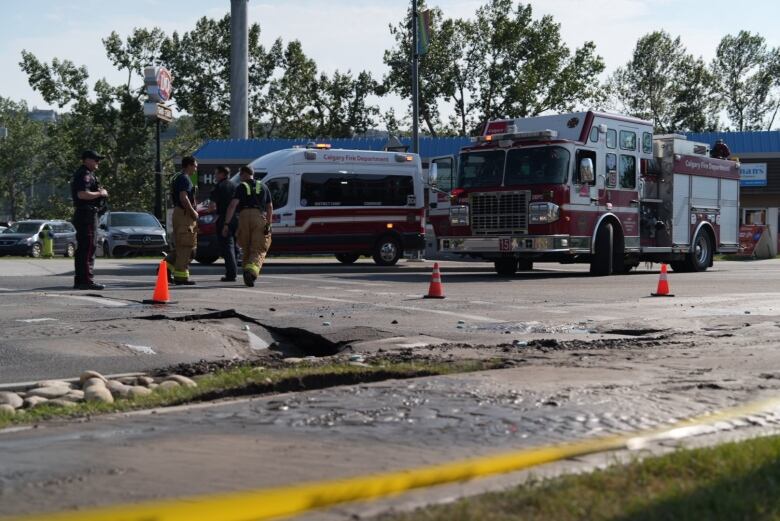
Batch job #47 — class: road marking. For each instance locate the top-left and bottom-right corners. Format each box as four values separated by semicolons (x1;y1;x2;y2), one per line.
43;294;129;307
258;274;389;287
223;288;498;322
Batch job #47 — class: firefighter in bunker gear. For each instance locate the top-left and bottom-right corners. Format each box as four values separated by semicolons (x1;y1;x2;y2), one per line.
164;156;199;285
223;165;273;287
40;224;54;258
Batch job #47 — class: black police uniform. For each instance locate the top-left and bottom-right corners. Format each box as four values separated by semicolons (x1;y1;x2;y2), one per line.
213;177;238;281
70;164;103;287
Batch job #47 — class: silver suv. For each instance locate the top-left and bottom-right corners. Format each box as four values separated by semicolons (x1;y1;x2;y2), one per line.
97;212;168;257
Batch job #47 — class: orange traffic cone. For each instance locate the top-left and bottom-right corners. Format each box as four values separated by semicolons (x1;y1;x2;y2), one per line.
424;262;446;299
144;259;172;304
651;263;674;297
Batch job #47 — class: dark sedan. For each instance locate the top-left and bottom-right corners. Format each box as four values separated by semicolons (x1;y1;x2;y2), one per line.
0;220;77;257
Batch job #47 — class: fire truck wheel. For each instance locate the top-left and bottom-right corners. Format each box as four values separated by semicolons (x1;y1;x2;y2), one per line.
686;230;713;272
494;258;517;276
373;236;401;266
517;259;533;271
590;223;614;276
335;253;360;264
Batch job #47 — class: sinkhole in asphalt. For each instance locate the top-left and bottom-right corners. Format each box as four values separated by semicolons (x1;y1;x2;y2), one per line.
136;308;351;357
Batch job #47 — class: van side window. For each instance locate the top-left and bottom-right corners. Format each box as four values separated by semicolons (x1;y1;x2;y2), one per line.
620;130;636;151
589;127;599;142
574;149;597;185
619;155;636;189
301;173;414;207
606;129;617;149
265;177;289;208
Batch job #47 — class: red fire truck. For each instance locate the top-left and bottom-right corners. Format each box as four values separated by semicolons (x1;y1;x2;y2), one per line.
429;111;740;275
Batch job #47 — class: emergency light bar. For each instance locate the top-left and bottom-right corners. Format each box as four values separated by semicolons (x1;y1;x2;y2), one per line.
471;129;558;143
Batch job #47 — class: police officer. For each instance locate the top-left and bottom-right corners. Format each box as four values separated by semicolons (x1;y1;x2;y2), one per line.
223;166;272;287
165;156;199;285
209;166;238;282
71;150;108;290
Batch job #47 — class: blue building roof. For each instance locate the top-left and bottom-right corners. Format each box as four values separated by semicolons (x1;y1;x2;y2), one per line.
685;131;780;155
194;137;473;162
193;131;780;162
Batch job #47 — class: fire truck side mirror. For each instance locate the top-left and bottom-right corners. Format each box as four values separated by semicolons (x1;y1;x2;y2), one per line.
579;158;594;184
428;163;438;186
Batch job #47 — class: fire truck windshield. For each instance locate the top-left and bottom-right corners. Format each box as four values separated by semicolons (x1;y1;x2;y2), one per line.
504;146;570;186
457;150;506;188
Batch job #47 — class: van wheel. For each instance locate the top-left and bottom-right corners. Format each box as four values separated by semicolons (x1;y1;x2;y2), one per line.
102;241;111;258
373;236;401;266
494;258;517;276
335;253;360;264
195;254;219;265
590;223;614;276
30;243;42;258
64;243;76;258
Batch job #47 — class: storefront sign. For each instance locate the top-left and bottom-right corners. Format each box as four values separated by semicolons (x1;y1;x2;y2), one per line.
740;163;767;187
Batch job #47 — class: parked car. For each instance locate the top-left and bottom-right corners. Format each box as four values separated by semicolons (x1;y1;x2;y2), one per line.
0;220;77;257
97;211;168;257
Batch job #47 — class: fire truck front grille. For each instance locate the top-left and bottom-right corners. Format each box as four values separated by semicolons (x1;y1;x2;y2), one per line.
470;191;529;234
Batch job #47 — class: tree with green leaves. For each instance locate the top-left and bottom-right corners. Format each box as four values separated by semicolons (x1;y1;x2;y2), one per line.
466;0;605;123
383;2;451;136
608;31;719;132
383;0;605;136
712;31;780;131
0;98;49;221
20;27;162;213
160;15;282;139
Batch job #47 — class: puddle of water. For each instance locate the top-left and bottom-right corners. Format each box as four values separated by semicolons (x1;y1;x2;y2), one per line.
124;344;156;355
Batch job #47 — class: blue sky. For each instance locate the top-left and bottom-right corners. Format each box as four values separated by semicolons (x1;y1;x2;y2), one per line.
2;0;779;122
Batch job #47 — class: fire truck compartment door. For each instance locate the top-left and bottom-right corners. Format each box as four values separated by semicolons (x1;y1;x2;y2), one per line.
673;174;690;244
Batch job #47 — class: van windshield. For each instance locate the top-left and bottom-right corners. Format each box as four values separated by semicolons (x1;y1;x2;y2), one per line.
504;146;570;186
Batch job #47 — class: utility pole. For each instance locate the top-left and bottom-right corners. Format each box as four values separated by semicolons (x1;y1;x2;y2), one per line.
411;0;420;154
154;119;162;221
230;0;249;139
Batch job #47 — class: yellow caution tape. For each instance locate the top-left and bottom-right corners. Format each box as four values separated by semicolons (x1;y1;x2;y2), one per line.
7;396;780;521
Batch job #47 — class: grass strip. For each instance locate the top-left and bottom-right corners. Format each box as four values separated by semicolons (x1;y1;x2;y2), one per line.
0;359;499;429
376;433;780;521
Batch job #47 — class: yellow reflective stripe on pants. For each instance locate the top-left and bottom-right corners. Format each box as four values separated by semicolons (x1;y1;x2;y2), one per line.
243;262;259;276
173;270;189;279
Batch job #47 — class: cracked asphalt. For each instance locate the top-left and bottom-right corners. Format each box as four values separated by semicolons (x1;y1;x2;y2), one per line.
2;256;780;518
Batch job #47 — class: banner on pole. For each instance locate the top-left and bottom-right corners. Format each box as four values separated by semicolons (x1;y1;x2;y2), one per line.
417;10;432;55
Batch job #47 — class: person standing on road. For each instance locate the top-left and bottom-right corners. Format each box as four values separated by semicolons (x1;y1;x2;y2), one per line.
209;165;237;282
223;166;272;287
165;156;199;286
70;150;108;290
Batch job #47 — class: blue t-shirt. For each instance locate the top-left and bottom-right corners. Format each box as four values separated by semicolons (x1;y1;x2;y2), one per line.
171;173;194;208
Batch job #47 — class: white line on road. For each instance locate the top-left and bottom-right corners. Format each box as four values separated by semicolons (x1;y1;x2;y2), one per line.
223;288;498;322
43;294;129;307
258;274;389;287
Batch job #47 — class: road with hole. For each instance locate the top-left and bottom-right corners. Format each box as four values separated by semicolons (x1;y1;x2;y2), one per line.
2;256;780;518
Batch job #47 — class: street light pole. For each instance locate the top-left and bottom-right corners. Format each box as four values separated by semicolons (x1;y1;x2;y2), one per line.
411;0;419;155
154;119;162;221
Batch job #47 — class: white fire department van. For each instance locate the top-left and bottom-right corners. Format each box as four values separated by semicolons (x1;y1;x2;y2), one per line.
235;145;426;266
429;111;740;275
